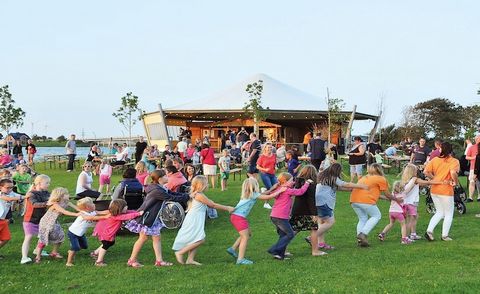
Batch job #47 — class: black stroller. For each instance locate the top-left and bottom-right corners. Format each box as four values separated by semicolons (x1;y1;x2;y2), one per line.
424;184;467;215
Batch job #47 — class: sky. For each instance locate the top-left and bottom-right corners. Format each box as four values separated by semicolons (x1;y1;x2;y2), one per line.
1;0;479;139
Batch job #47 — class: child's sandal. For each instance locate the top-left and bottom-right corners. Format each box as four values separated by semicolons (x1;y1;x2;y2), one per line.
154;260;173;267
127;259;144;268
34;257;41;264
49;253;63;259
95;261;107;267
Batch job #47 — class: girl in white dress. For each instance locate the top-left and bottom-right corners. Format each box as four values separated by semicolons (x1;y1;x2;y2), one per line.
172;175;234;265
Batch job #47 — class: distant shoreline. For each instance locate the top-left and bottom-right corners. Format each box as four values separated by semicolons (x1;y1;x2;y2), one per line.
30;141;92;148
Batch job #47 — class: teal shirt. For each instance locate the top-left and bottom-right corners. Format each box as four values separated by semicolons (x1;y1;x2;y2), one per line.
232;192;260;218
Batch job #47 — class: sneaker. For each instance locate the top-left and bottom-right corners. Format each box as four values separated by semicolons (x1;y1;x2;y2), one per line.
32;249;49;257
401;237;413;245
357;233;369;247
477;199;480;202
284;252;293;257
20;257;32;264
441;236;453;241
466;198;474;203
273;255;289;260
236;258;254;265
424;231;434;241
410;234;422;240
263;203;272;209
226;247;238;258
377;233;385;242
66;170;72;173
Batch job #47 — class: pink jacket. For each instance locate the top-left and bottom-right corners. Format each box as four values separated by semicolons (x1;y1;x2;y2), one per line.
270;182;310;219
165;172;187;192
93;210;140;241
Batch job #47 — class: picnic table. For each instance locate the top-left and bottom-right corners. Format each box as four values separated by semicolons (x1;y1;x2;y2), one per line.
385;155;411;172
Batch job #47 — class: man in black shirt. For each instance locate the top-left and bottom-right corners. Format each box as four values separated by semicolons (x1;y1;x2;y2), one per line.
135;136;148;163
12;140;23;159
307;133;327;170
247;133;261;178
366;138;383;165
410;138;431;165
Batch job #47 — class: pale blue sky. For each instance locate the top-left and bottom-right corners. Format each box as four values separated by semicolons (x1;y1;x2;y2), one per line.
1;0;479;139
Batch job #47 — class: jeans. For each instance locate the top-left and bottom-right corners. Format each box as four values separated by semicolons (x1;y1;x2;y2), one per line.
67;154;76;171
427;194;454;237
268;217;295;258
351;203;382;235
68;230;88;251
260;173;278;190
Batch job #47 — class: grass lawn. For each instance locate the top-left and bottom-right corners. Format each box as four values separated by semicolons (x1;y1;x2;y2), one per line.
1;163;479;293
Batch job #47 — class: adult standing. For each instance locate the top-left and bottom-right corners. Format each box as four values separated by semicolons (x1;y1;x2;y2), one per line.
236;127;249;148
200;143;217;188
410;138;431;165
350;163;392;247
348;136;367;182
424;142;459;241
12;140;23;159
75;162;101;199
465;135;480;202
303;131;313;153
307;133;327;171
135;136;148;164
65;134;77;172
184;127;192;143
428;139;443;160
366;138;383;165
26;139;36;166
176;138;188;159
246;133;261;179
257;143;277;210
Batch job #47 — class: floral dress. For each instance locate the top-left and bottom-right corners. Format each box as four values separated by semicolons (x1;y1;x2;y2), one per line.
38;201;68;245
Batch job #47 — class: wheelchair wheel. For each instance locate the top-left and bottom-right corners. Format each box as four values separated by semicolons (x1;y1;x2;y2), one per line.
456;202;466;215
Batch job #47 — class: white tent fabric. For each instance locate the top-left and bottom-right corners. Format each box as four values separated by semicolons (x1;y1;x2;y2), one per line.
166;73;327;111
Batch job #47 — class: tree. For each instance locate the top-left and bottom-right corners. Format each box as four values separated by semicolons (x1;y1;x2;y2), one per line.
459;105;480;140
409;98;461;140
112;92;142;141
243;80;269;135
326;97;349;143
56;135;67;142
0;85;26;135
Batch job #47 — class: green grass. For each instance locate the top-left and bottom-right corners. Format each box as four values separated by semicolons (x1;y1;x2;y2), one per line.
1;165;479;293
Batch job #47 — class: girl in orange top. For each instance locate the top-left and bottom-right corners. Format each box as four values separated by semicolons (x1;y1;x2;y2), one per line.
350;163;394;247
424;142;459;242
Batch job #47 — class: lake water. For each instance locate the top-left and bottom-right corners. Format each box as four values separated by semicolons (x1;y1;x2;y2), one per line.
31;147;111;161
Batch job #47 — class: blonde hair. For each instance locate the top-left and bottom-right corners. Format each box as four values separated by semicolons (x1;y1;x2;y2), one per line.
401;164;418;186
367;163;384;177
392;181;404;194
190;175;208;196
135;161;147;174
34;174;51;187
277;172;293;183
241;178;260;200
262;143;273;155
47;187;70;206
77;197;94;210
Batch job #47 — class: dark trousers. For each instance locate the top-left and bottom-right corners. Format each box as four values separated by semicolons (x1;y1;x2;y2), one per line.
311;159;322;170
67;154;76;171
268;217;295;258
76;189;101;199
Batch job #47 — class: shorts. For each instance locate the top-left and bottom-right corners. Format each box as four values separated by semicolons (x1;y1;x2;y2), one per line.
202;164;217;176
230;214;249;232
469;170;477;181
101;240;115;250
247;163;258;174
221;172;229;180
99;174;111;185
389;212;405;222
0;219;11;241
350;164;364;175
404;204;417;216
316;204;334;218
68;230;88;252
23;222;39;236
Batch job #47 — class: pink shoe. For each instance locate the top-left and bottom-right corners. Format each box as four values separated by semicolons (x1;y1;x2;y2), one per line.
318;243;335;250
127;259;144;268
401;237;413;245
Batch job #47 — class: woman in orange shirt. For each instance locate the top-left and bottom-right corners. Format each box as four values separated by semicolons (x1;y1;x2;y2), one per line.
350;163;394;247
424;142;459;241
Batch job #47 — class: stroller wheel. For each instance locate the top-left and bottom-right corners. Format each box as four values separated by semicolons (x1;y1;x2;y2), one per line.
456;202;466;215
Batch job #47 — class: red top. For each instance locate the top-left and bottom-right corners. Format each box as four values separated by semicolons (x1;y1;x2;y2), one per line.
200;148;216;165
257;154;276;175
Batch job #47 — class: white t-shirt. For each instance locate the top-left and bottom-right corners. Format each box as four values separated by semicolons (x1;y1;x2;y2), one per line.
403;178;420;205
69;211;97;236
389;193;405;213
0;192;16;219
100;164;112;177
177;141;188;153
76;171;93;194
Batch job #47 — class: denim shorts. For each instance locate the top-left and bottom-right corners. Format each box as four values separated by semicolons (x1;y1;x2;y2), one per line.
68;230;88;252
317;204;334;218
350;164;364;175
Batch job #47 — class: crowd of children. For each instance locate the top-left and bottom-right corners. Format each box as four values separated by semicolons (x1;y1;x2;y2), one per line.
0;140;460;267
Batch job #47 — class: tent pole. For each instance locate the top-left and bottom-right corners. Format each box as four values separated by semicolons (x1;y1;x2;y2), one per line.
344;105;356;153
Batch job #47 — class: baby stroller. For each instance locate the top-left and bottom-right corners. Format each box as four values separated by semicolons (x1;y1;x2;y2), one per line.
424;184;467;215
